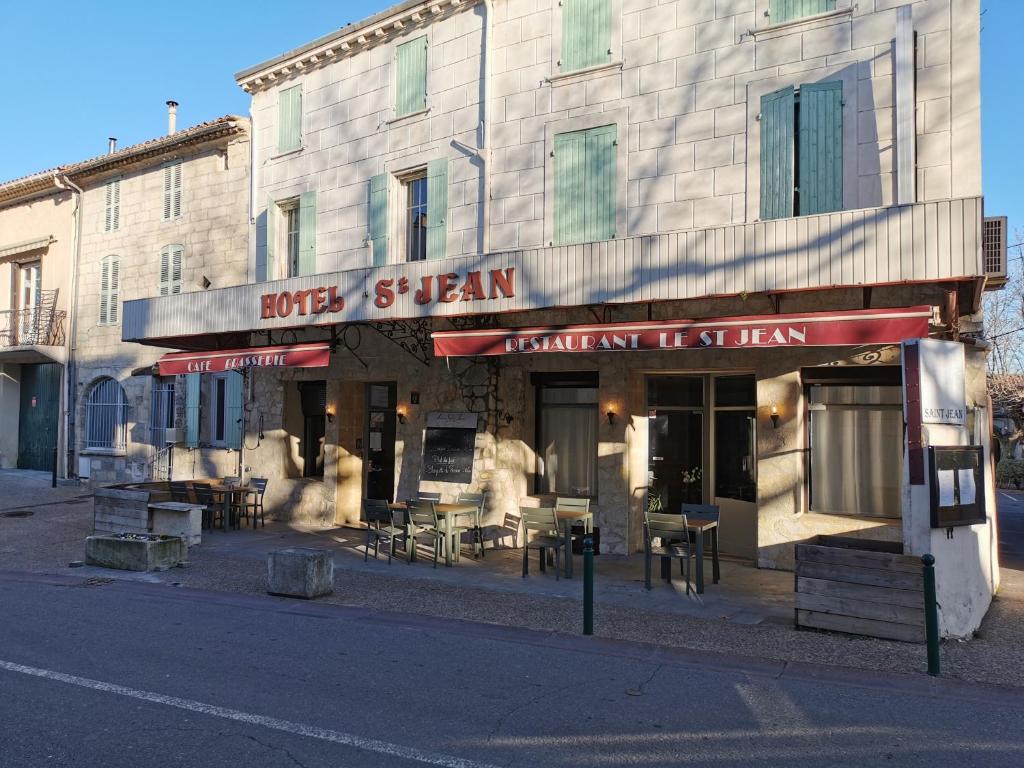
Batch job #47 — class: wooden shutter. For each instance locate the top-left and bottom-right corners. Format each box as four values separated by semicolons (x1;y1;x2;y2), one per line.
163;161;182;220
297;191;317;276
224;372;243;450
278;86;302;153
759;86;795;220
395;37;428;117
159;245;184;296
99;255;120;324
369;174;389;266
426;158;448;260
798;81;843;216
99;257;110;324
772;0;835;24
561;0;612;72
554;125;617;245
105;180;120;231
185;373;200;448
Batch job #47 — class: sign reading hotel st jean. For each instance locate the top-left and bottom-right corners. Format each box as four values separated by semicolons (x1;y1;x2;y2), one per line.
431;307;931;357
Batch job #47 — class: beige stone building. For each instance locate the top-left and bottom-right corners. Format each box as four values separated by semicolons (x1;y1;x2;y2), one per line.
123;0;1007;637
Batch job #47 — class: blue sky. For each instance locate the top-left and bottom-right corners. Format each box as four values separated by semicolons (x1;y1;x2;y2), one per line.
0;1;1019;237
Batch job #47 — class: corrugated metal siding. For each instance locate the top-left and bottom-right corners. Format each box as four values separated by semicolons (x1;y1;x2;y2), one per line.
799;81;843;216
122;198;985;342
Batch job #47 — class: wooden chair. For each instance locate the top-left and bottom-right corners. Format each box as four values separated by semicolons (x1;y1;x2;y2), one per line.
192;483;220;530
362;499;406;564
456;491;488;558
520;506;565;580
242;478;268;528
406;499;443;567
644;511;693;594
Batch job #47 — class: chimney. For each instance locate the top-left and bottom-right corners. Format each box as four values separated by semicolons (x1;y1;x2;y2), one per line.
166;100;178;134
108;137;117;154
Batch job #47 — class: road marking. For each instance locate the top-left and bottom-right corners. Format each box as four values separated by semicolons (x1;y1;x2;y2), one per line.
0;659;498;768
1000;492;1019;502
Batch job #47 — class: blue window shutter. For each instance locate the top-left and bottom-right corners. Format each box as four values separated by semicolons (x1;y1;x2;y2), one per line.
298;191;317;276
395;37;428;116
369;174;389;266
772;0;835;24
263;196;275;282
426;158;448;260
554;125;617;245
759;86;795;220
798;81;843;216
278;86;302;153
185;373;200;448
561;0;612;73
224;373;243;450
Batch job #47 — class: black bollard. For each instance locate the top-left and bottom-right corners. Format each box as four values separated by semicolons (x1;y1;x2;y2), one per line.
922;553;940;676
583;536;594;636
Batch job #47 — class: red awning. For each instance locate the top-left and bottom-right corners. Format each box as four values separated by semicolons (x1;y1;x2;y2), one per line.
157;343;331;375
432;306;932;357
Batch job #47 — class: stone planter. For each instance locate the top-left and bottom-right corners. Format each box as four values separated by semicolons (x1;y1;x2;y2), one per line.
148;502;203;546
267;548;334;599
85;534;185;571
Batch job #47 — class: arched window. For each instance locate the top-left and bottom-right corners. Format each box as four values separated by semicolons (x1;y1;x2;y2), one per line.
85;377;128;451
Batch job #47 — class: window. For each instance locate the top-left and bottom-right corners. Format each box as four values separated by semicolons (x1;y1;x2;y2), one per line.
104;179;120;232
162;161;182;220
404;173;428;262
553;125;617;245
395;36;428;117
266;192;317;279
760;81;843;220
284;203;301;276
85;377;128;452
713;376;756;503
158;244;184;296
560;0;612;73
369;158;447;265
98;254;120;325
534;374;598;496
150;376;176;445
278;85;303;153
298;381;326;478
210;372;243;449
770;0;836;24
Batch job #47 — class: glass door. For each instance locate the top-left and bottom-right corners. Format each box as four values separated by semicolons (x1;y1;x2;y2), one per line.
365;383;397;502
647;376;705;513
17;261;41;344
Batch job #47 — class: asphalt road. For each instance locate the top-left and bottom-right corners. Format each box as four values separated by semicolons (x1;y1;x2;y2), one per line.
997;490;1024;571
1;571;1022;768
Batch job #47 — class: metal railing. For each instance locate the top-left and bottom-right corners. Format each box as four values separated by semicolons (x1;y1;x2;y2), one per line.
0;291;65;347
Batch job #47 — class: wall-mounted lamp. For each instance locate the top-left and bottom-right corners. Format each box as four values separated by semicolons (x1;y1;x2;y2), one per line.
397;405;408;425
606;409;617;425
325;404;335;424
769;403;780;429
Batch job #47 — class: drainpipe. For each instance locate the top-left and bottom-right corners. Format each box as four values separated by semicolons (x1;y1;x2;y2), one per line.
248;103;258;281
53;172;84;481
480;0;493;255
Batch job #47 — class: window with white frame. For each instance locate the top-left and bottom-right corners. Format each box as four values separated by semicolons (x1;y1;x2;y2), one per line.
209;372;243;449
264;192;316;280
98;254;120;325
104;179;120;232
368;158;448;265
85;377;128;452
162;161;182;220
283;202;301;277
403;172;428;262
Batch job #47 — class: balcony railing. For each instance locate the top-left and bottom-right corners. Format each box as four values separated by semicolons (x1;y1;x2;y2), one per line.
0;291;66;348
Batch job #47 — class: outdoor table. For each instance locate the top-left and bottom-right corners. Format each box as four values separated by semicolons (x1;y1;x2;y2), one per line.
210;484;251;530
390;502;478;566
556;509;593;579
659;517;720;594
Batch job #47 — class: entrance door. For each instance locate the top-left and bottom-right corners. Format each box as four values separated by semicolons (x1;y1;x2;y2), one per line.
365;383;397;502
647;376;705;513
17;261;41;344
17;362;60;472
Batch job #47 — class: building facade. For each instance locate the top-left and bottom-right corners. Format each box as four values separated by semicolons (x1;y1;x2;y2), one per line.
123;0;1003;637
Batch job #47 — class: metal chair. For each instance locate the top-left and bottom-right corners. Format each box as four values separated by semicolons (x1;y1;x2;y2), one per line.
520;506;564;580
681;502;720;583
362;499;406;564
417;490;442;502
192;483;220;530
243;478;268;528
643;510;693;593
169;481;189;503
223;476;241;486
406;499;442;567
456;491;488;558
555;496;592;554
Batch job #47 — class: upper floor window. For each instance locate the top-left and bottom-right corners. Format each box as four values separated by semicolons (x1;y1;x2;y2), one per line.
104;179;120;232
278;85;303;153
553;124;617;245
98;254;121;325
394;36;428;117
85;377;128;452
404;172;428;262
770;0;836;25
162;161;182;220
368;158;448;265
560;0;613;73
264;192;316;279
760;81;843;221
158;244;184;296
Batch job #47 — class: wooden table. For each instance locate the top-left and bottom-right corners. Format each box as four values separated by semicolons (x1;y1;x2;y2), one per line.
556;510;593;579
210;484;252;530
659;517;720;594
391;502;478;566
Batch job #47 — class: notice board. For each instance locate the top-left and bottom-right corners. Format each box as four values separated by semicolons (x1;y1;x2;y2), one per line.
422;412;478;483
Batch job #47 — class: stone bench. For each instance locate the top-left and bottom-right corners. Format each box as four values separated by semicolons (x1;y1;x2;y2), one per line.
267;548;334;599
148;502;203;546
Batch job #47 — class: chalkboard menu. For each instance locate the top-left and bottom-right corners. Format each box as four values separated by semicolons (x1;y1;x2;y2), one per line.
422;412;478;483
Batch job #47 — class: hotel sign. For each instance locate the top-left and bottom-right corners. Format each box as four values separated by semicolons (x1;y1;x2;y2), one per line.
432;307;932;357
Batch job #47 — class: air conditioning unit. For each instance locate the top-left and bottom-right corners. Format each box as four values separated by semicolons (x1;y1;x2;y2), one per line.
983;216;1008;290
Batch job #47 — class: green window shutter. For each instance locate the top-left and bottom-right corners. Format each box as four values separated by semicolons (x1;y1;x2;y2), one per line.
771;0;835;24
163;162;182;220
798;80;843;216
185;373;201;448
298;191;317;276
561;0;612;73
395;36;428;117
426;158;448;260
759;86;795;220
554;124;617;246
158;245;183;296
224;373;243;450
369;174;389;266
263;196;276;282
278;86;302;153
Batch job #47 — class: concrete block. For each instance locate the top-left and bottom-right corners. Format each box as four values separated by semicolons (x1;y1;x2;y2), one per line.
148;502;203;546
267;548;335;599
85;534;186;572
